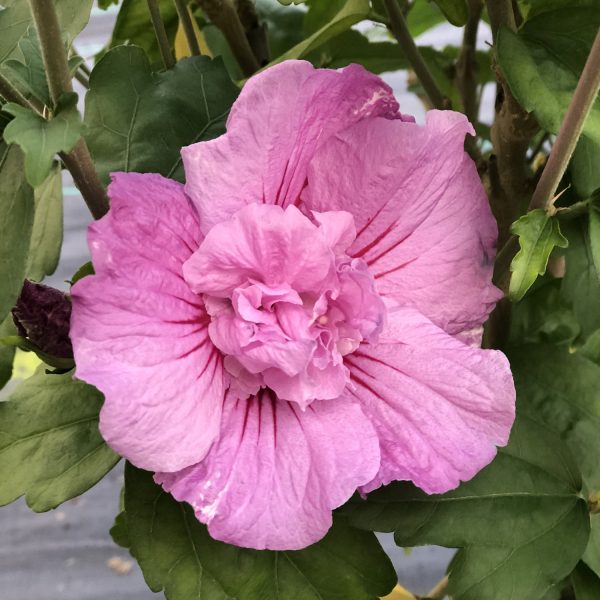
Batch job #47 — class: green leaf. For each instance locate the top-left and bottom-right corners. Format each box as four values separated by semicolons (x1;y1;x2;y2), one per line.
406;0;446;37
509;209;568;301
584;519;600;577
70;261;94;285
26;162;63;281
106;0;178;67
85;47;238;184
3;26;51;107
510;343;600;490
0;143;34;323
270;0;370;65
123;464;396;600
345;415;590;600
589;203;600;281
572;562;600;600
561;220;600;338
0;316;16;389
497;8;600;189
98;0;119;8
571;137;600;199
3;93;82;187
110;511;131;549
517;0;599;20
0;0;93;66
0;366;119;511
305;29;407;72
257;0;305;58
510;276;580;345
431;0;468;26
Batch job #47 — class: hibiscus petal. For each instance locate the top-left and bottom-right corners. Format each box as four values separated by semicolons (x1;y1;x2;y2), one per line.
183;203;333;296
182;60;399;234
304;110;501;338
155;390;380;550
70;172;225;473
343;307;515;495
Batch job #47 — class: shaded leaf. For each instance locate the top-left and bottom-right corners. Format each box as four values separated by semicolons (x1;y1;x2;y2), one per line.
70;261;94;285
431;0;468;26
589;203;600;281
123;464;397;600
0;143;34;323
571;137;600;199
85;47;238;184
0;316;16;389
584;519;600;578
3;93;82;187
270;0;370;65
509;209;568;301
561;220;600;338
110;511;131;549
345;415;590;600
510;343;600;490
497;8;600;190
106;0;178;66
306;28;406;72
0;367;119;511
572;561;600;600
26;163;63;281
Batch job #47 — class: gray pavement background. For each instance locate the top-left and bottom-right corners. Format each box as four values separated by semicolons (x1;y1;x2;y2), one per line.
0;4;491;598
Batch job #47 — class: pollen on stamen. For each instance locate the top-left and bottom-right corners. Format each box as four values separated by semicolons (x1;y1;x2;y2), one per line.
317;315;329;325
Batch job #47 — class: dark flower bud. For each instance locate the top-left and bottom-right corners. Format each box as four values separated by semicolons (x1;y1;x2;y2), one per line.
12;280;73;359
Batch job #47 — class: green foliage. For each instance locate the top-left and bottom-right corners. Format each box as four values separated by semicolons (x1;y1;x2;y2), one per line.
561;220;600;338
26;163;63;282
105;0;178;67
306;29;407;72
85;47;238;183
0;0;92;66
270;0;371;65
572;562;600;600
584;521;600;577
0;367;119;512
510;344;600;489
70;261;95;285
497;7;600;203
120;464;397;600
3;93;82;187
344;415;590;600
0;316;16;389
430;0;468;26
589;203;600;280
509;209;568;301
0;144;34;323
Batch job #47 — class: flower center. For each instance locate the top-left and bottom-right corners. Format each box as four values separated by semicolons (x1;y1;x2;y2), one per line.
183;204;386;408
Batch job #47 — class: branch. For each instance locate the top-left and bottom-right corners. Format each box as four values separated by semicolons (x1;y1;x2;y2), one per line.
28;0;108;219
486;0;515;41
235;0;270;66
198;0;259;77
147;0;176;68
173;0;201;57
456;0;482;124
383;0;446;110
427;575;449;599
529;29;600;211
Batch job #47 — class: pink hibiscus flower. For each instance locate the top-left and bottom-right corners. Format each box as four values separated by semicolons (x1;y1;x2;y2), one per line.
70;60;515;551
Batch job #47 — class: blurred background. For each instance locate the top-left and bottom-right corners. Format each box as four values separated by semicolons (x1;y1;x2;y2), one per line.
0;2;500;597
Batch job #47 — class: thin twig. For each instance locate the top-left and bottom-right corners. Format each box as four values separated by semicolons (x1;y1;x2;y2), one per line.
457;0;482;124
73;68;89;89
529;29;600;211
198;0;259;77
28;0;108;219
147;0;176;68
173;0;201;56
486;0;515;41
0;72;45;114
383;0;446;110
427;575;449;599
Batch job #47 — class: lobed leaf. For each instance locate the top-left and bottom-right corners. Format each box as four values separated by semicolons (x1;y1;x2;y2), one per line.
509;209;568;301
344;415;590;600
122;464;397;600
0;367;119;512
3;93;82;187
84;47;238;184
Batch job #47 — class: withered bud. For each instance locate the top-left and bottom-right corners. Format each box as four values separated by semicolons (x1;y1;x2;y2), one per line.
12;280;73;359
